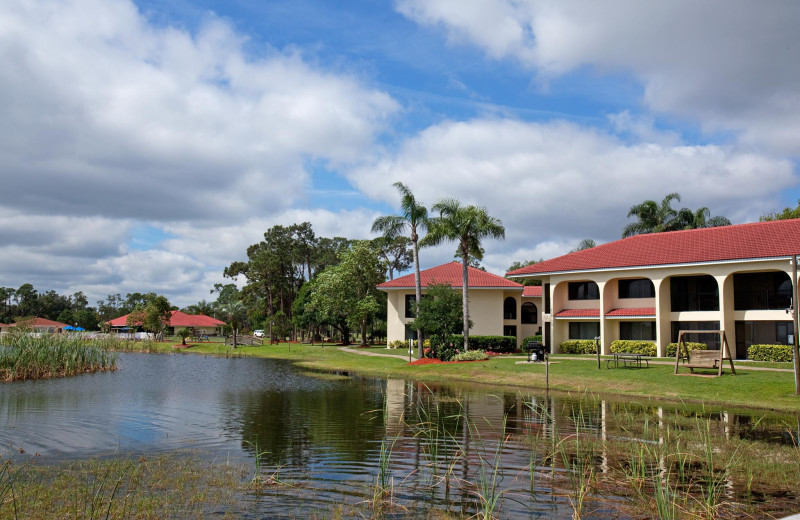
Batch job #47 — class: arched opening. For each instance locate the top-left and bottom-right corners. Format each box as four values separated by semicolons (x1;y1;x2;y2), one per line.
503;297;517;320
521;302;538;324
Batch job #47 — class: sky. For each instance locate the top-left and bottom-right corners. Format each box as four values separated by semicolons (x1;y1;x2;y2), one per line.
2;0;800;308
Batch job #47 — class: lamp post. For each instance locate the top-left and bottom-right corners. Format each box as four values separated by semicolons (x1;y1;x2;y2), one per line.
792;256;800;395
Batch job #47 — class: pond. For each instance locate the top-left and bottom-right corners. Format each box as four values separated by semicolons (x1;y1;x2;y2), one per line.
1;352;799;518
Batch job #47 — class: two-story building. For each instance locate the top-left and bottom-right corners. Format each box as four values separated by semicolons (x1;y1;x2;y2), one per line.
506;219;800;357
378;262;542;348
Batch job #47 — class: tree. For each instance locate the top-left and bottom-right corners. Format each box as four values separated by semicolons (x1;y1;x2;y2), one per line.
506;259;542;286
761;199;800;221
372;182;429;353
422;199;505;351
570;238;596;252
623;193;730;237
371;235;413;280
408;283;464;357
142;295;172;340
177;327;191;346
309;241;385;346
622;192;682;237
220;300;245;348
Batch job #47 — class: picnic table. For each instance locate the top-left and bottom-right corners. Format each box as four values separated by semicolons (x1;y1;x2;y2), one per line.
607;352;649;369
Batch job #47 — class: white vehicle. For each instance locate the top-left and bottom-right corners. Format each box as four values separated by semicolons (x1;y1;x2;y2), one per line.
253;330;266;338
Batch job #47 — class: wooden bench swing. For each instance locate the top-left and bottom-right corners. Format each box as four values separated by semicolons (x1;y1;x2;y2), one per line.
673;330;736;377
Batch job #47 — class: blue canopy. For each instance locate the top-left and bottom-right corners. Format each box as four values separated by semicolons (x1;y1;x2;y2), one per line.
75;326;85;331
64;325;75;331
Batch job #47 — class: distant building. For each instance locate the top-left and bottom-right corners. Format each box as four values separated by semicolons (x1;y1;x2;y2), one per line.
378;262;542;348
1;317;70;333
107;310;226;336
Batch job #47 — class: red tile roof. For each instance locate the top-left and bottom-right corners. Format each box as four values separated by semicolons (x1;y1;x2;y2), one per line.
7;317;69;328
605;307;656;317
554;308;600;318
507;219;800;277
107;310;226;327
378;262;523;289
522;286;543;297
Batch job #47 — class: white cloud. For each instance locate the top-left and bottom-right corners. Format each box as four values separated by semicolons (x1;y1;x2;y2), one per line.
351;118;796;274
0;0;398;222
396;0;800;155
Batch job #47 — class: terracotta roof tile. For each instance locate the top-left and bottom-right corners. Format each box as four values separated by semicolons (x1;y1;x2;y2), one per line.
107;310;226;327
507;219;800;277
378;262;523;289
554;309;600;318
522;286;543;297
7;317;69;328
605;307;656;317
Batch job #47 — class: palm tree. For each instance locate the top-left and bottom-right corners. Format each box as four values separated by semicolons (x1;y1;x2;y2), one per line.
677;207;731;229
622;193;681;237
422;198;505;351
220;300;245;348
372;182;429;355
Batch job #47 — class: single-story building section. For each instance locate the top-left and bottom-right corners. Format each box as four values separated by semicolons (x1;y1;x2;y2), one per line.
378;262;543;348
506;218;800;358
0;317;70;333
107;310;226;336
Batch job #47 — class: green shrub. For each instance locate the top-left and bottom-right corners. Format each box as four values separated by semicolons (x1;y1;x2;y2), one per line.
522;334;542;346
451;350;489;362
558;340;597;354
444;335;516;353
387;340;406;349
610;340;657;356
748;344;793;362
666;342;707;357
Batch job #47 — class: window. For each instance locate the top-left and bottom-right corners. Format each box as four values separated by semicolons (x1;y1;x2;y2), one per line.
569;321;600;339
620;321;656;341
544;284;551;313
503;325;517;338
670;276;719;312
670;321;720;349
733;272;792;310
776;322;794;345
404;294;416;318
568;281;599;300
619;279;655;299
521;302;538;324
503;297;517;320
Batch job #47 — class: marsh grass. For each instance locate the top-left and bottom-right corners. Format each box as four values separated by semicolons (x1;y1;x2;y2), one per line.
0;331;117;381
0;453;249;520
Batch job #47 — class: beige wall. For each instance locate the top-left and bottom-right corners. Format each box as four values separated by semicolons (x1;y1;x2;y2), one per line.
383;288;529;346
536;258;795;357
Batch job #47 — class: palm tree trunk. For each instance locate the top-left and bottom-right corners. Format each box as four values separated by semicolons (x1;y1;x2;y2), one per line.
413;238;423;358
461;252;470;351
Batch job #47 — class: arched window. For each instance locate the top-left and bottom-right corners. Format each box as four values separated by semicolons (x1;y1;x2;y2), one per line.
521;302;538;324
503;297;517;320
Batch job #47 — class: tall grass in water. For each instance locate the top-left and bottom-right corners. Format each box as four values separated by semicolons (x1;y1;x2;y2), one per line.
0;331;117;381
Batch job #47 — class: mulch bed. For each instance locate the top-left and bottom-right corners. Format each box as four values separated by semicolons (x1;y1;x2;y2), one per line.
408;358;484;365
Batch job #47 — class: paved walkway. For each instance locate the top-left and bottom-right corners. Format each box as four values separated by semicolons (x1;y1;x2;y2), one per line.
337;347;794;372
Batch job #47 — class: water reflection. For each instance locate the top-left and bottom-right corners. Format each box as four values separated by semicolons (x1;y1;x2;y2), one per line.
1;353;798;518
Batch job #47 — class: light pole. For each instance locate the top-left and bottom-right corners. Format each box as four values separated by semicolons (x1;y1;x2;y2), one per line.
792;256;800;395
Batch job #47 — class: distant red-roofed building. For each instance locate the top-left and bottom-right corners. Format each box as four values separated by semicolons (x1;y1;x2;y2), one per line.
2;317;70;333
107;310;226;336
377;262;542;347
506;219;800;358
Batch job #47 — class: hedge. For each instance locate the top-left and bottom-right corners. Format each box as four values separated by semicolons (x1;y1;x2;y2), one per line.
610;340;657;356
444;335;517;353
748;344;793;362
558;340;597;354
667;342;707;357
522;334;542;346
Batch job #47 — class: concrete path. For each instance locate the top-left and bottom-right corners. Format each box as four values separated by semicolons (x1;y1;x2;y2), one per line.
338;347;412;361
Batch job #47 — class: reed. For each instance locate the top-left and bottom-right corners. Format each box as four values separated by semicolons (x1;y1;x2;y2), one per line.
0;331;117;381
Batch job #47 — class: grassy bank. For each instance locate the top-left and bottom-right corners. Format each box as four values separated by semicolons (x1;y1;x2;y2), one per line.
165;342;800;412
0;332;118;382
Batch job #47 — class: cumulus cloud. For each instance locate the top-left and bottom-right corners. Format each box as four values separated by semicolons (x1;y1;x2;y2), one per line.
351;118;796;274
395;0;800;155
0;0;398;222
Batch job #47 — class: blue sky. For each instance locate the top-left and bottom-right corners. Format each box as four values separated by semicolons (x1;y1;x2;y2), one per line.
1;0;799;307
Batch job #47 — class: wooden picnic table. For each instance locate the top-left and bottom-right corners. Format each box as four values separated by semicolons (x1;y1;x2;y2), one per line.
607;352;649;369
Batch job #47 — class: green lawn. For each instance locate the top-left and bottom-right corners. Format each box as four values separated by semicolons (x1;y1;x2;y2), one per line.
165;342;800;413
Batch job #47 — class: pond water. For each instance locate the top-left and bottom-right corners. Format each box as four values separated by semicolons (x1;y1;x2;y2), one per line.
1;353;799;518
